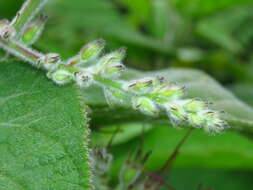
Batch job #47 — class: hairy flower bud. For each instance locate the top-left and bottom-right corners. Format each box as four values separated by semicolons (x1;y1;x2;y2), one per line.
0;20;16;39
37;53;61;70
101;63;125;78
132;97;158;116
150;84;185;103
49;69;73;85
79;39;105;62
187;112;205;127
94;47;126;73
20;14;47;45
183;99;206;113
166;102;188;125
126;78;154;94
202;111;228;135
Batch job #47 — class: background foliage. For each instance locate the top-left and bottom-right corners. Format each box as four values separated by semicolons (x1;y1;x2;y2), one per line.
1;0;253;189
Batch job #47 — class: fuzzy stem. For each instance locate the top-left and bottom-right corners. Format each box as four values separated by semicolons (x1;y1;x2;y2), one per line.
0;38;42;65
11;0;47;36
93;75;124;89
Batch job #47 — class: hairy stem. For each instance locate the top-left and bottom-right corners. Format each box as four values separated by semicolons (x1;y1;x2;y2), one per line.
94;75;124;89
0;38;42;64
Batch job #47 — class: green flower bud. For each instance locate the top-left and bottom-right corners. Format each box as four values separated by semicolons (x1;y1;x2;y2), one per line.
80;39;105;62
38;53;61;70
150;84;185;103
49;69;73;85
0;20;16;39
187;112;205;127
20;14;47;45
132;97;158;116
126;78;154;94
203;111;228;135
166;102;187;125
94;47;126;73
101;63;125;77
183;99;206;113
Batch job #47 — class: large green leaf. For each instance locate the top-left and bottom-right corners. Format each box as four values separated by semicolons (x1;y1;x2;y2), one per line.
0;62;91;190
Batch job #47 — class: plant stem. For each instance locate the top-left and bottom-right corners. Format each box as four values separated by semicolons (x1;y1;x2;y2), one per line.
159;128;193;174
11;0;47;36
0;38;42;65
93;75;124;89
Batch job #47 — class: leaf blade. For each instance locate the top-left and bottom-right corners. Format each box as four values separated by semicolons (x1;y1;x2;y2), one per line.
0;62;92;190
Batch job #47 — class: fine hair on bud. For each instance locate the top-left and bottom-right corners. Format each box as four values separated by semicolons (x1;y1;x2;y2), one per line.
132;96;159;116
79;39;105;63
48;69;73;85
20;14;48;45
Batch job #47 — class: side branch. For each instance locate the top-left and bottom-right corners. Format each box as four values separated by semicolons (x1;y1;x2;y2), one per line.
0;37;43;64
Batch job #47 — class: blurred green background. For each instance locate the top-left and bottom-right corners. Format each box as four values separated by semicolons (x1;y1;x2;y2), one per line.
1;0;253;189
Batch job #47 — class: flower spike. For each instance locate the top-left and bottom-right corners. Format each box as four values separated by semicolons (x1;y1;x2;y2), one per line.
0;0;228;135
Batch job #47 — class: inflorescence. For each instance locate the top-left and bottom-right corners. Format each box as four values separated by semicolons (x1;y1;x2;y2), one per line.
0;0;228;135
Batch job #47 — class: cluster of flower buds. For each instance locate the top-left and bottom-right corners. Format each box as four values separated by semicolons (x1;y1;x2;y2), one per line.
0;14;228;135
41;39;228;134
165;99;227;134
0;13;47;43
45;40;126;86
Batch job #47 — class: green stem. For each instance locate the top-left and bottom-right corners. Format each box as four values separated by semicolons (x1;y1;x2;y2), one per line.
158;127;193;178
0;38;43;65
93;75;124;89
11;0;47;36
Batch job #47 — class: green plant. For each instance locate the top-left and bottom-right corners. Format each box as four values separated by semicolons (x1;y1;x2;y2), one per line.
0;0;227;135
2;0;247;189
